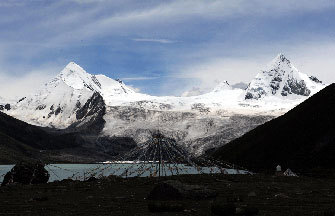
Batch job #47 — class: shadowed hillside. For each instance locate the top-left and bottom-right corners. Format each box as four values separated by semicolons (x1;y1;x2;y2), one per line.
0;111;136;164
213;84;335;174
0;111;82;150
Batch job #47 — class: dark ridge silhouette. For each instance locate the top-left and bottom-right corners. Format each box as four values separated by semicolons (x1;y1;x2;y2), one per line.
0;110;136;164
212;83;335;174
0;111;82;150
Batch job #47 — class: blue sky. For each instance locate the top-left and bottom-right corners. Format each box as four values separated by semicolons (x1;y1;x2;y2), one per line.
0;0;335;98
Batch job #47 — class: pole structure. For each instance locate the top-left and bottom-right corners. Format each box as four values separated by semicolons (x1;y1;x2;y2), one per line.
158;137;161;177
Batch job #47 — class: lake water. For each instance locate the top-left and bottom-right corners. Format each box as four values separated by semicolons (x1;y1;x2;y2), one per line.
0;164;248;183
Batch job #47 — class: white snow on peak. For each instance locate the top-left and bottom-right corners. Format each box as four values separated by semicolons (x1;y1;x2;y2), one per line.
181;81;232;97
95;74;136;98
181;87;208;97
58;62;136;98
6;73;94;128
58;62;98;90
211;81;232;92
269;53;290;67
245;54;325;100
0;95;15;105
4;62;139;128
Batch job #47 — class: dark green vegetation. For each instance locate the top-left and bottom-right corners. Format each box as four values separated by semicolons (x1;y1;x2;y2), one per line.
0;174;335;215
213;84;335;175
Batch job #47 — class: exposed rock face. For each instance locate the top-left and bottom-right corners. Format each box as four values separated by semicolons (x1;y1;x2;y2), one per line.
76;92;105;120
0;104;11;111
67;92;106;134
309;76;322;83
2;161;49;186
281;78;310;96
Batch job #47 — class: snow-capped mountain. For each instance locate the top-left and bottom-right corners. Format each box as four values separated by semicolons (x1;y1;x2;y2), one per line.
212;81;232;92
59;62;136;99
6;62;136;128
245;54;324;100
7;64;93;128
182;81;246;97
3;54;327;155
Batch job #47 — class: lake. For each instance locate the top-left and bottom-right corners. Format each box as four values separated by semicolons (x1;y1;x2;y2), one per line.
0;163;249;183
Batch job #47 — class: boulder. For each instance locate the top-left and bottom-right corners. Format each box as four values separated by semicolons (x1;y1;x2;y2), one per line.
1;161;49;186
283;168;298;177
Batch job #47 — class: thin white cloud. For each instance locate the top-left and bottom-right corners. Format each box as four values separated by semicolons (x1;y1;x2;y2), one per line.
0;64;60;100
71;0;108;3
121;76;159;81
0;72;53;100
175;57;264;91
173;40;335;94
127;85;141;93
132;38;176;44
42;0;335;46
289;42;335;84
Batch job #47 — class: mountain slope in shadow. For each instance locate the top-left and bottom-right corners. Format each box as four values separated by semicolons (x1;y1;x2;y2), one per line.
0;100;136;164
212;84;335;174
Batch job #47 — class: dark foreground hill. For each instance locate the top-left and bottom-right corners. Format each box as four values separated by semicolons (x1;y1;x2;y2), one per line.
212;83;335;174
0;111;136;164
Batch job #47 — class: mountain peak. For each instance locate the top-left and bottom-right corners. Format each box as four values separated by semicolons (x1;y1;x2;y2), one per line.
245;54;324;100
66;61;80;67
275;53;288;61
61;62;87;77
57;62;101;91
212;81;232;92
270;53;291;68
